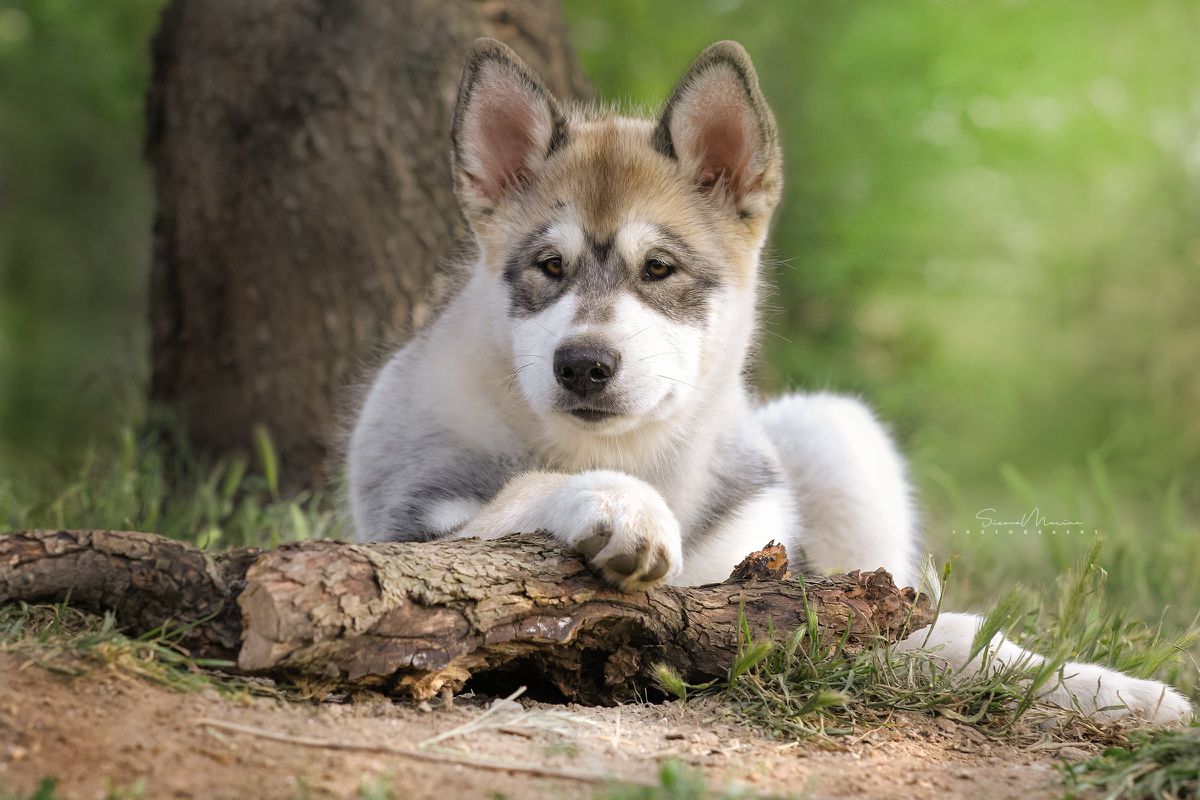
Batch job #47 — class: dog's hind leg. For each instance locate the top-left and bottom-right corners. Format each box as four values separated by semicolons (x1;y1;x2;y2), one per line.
756;392;918;586
896;611;1193;723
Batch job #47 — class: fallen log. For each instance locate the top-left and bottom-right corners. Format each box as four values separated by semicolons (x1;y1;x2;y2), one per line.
0;530;931;703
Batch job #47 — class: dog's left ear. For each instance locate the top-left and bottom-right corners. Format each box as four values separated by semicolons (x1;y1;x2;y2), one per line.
653;41;782;219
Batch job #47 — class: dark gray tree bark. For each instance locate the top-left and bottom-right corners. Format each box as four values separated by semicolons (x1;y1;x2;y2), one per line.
146;0;591;488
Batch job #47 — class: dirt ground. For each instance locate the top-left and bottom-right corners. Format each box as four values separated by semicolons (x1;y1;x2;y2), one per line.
0;652;1085;800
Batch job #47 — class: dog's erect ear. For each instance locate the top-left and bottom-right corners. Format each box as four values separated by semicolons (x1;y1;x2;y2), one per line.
451;39;566;223
653;41;782;219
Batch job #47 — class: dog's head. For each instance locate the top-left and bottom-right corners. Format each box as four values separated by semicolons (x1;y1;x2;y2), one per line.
451;39;781;437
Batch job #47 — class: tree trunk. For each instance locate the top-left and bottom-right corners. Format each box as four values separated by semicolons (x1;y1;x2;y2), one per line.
146;0;591;489
0;531;932;704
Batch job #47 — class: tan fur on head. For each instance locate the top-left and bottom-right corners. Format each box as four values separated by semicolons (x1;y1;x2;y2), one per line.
451;38;783;286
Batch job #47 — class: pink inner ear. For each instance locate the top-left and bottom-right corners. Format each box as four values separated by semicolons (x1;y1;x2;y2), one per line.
694;104;753;193
476;97;538;197
676;69;759;200
463;75;550;204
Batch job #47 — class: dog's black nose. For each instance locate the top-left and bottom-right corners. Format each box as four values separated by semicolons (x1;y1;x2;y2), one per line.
553;344;619;398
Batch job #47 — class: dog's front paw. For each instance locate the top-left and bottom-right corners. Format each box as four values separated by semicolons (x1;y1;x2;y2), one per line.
555;471;683;591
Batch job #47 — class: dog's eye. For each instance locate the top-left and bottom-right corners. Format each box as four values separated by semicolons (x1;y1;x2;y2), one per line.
538;255;564;279
643;258;675;281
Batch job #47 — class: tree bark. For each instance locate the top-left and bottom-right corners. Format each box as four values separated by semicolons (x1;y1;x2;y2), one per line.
146;0;592;489
0;530;931;704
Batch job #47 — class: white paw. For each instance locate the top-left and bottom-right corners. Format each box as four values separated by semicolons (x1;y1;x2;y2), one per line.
551;471;683;591
1105;676;1193;725
1049;663;1194;725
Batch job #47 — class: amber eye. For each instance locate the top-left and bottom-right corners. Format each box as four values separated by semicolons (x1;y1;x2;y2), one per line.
643;258;675;281
539;255;564;279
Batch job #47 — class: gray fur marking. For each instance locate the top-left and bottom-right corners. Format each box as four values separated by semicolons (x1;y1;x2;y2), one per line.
687;436;801;565
504;222;720;325
381;432;530;542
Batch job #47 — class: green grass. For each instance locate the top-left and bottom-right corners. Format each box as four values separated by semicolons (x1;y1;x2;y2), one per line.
0;600;273;697
1064;726;1200;800
0;778;60;800
0;424;342;548
922;455;1200;650
655;541;1197;742
919;457;1200;706
0;777;145;800
354;775;398;800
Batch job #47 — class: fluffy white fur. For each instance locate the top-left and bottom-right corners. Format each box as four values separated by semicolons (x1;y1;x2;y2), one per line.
757;393;917;585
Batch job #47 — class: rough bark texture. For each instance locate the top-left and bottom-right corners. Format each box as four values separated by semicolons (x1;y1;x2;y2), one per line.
1;531;931;704
146;0;592;489
0;530;253;658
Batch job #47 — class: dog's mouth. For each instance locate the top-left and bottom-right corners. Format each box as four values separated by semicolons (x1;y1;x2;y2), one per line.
553;394;630;427
567;407;620;424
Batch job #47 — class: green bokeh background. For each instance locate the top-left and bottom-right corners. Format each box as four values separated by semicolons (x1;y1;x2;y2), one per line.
1;1;1197;626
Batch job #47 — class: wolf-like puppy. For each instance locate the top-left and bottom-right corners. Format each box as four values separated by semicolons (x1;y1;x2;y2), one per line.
349;39;1191;724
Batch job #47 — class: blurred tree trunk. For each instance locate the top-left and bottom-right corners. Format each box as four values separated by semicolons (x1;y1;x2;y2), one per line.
146;0;591;490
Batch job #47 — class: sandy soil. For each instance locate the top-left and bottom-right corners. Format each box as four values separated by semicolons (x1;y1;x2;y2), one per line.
0;653;1086;800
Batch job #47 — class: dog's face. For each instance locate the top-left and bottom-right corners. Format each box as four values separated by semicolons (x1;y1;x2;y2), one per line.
451;40;781;437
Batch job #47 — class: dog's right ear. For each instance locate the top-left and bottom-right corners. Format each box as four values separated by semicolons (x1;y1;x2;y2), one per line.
451;39;566;225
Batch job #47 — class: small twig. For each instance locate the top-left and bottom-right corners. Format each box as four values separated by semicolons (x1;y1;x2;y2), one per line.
1025;739;1097;752
416;686;597;749
195;717;635;786
418;686;526;749
497;726;536;739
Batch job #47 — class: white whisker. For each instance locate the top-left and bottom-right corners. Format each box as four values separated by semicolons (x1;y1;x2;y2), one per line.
621;324;655;343
656;374;705;393
501;362;536;390
534;321;559;338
